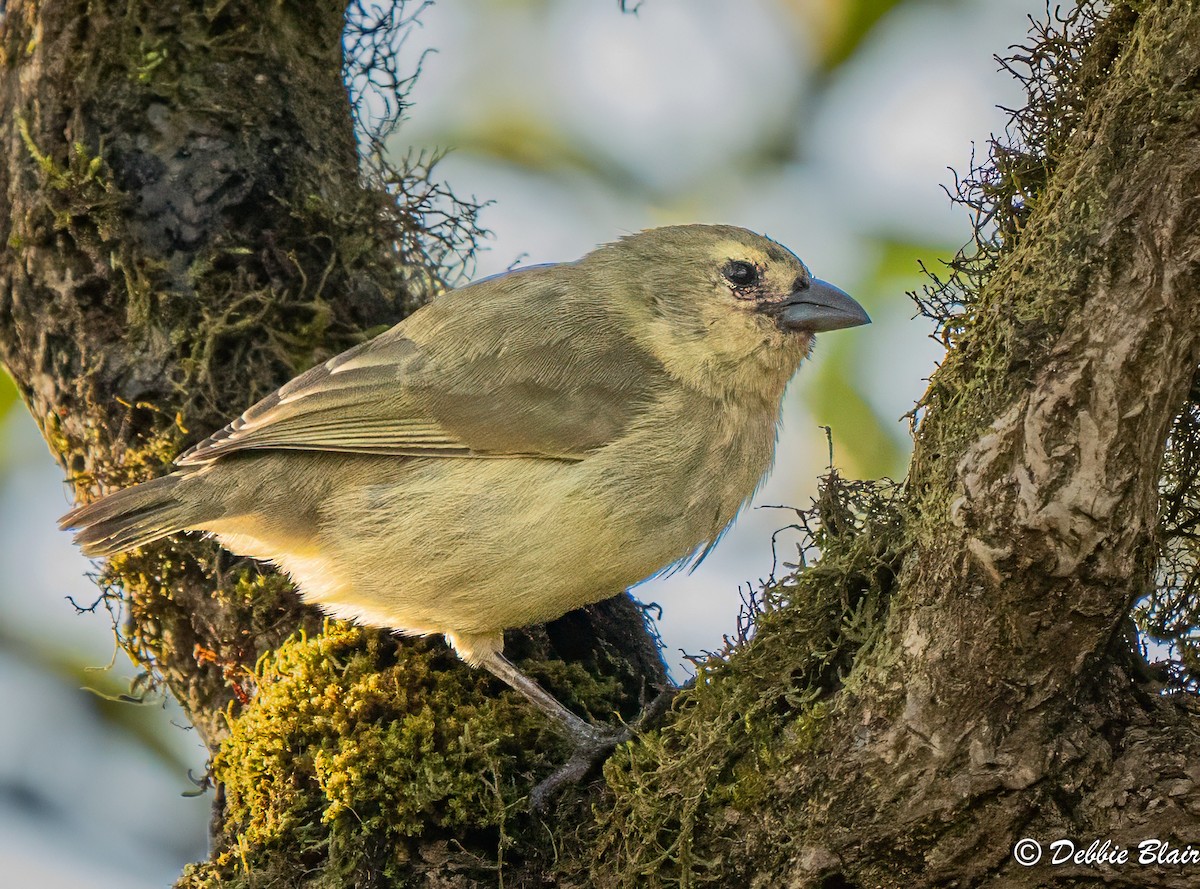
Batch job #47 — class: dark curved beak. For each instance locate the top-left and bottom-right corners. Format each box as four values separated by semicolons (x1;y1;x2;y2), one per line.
772;279;870;333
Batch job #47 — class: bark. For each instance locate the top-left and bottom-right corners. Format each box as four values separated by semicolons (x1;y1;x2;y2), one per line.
0;0;384;745
3;0;1200;887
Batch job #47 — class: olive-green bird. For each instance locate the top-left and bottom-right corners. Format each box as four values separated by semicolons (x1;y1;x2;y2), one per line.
60;224;868;763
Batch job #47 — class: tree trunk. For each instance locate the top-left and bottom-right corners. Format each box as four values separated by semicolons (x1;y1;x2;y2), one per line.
3;1;1199;887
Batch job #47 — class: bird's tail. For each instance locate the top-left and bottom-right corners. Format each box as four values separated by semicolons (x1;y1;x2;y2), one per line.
59;473;193;558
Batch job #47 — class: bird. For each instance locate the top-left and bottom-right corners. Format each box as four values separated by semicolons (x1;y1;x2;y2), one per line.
60;224;869;777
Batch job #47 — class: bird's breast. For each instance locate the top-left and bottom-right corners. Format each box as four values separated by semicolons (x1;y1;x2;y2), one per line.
583;389;782;571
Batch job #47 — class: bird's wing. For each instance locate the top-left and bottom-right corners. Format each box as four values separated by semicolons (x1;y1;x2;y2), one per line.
176;268;662;466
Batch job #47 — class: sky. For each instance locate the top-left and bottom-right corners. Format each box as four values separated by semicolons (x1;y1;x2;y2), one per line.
0;0;1041;883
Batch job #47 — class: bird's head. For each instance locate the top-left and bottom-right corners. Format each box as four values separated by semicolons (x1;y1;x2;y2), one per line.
585;224;869;400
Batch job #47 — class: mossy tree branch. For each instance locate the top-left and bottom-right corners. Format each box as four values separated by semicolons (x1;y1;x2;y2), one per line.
4;0;1200;887
583;3;1200;886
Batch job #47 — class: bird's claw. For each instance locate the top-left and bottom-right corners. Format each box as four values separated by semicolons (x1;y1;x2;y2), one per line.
528;684;681;813
529;725;630;813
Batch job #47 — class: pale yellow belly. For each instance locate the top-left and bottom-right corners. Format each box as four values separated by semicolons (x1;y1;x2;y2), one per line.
196;395;775;645
204;455;701;641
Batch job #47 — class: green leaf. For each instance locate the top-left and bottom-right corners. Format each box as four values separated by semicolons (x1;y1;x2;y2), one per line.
811;0;941;73
806;349;906;479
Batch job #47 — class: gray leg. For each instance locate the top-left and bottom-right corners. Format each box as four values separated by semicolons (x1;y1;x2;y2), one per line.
459;637;680;811
474;648;632;810
476;649;617;747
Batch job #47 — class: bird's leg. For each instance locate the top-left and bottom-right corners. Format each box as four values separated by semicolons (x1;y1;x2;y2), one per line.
472;648;632;809
450;633;678;809
476;649;627;748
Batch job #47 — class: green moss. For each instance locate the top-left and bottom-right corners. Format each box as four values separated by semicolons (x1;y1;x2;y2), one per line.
182;623;630;886
584;474;904;887
134;44;169;84
563;4;1200;883
17;1;481;492
54;403;188;494
17;114;124;238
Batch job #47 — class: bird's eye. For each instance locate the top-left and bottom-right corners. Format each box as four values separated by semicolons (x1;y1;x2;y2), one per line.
723;260;759;288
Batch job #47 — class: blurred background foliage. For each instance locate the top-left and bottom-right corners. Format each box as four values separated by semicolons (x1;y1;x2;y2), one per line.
0;0;1039;884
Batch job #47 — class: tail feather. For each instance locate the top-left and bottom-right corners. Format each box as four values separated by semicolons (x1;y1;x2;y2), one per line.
59;473;192;558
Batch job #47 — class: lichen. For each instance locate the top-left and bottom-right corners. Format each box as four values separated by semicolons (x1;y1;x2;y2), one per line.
16;1;485;501
567;12;1154;875
579;473;904;887
25;1;1181;885
16;0;489;755
902;0;1200;692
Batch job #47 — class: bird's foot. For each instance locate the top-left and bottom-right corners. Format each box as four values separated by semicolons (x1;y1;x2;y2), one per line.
529;723;630;813
528;684;680;813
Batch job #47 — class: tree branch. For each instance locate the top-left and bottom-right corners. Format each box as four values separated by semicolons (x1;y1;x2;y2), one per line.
585;4;1200;886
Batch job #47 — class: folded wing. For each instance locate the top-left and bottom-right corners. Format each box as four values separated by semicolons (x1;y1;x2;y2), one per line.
177;268;662;466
